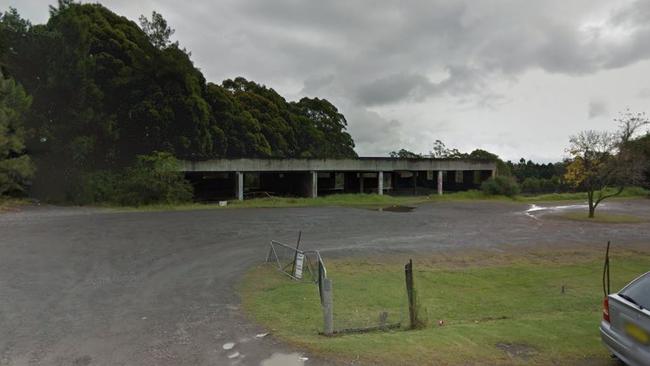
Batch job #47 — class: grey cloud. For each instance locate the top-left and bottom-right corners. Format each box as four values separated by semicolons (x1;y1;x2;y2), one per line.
8;0;650;160
13;0;650;102
226;0;650;107
355;73;438;106
638;88;650;99
610;0;650;27
588;100;608;119
300;74;335;95
344;107;409;156
355;66;489;106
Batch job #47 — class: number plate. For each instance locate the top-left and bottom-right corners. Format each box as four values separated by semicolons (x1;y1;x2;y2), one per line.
625;322;650;345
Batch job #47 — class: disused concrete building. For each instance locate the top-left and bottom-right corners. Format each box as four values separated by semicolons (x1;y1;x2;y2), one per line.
181;158;496;201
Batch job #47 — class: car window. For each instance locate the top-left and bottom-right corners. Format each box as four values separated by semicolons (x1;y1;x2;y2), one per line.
621;273;650;309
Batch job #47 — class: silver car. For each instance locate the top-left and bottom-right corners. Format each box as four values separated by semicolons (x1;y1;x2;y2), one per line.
601;271;650;366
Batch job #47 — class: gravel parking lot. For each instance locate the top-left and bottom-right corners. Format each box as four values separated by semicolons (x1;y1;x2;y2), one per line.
1;199;649;365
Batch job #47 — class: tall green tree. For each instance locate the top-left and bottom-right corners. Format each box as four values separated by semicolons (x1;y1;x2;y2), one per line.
389;149;421;158
139;11;177;50
219;77;356;158
205;82;270;157
223;77;296;157
292;97;356;158
1;4;219;199
429;140;466;159
2;4;359;200
0;71;34;195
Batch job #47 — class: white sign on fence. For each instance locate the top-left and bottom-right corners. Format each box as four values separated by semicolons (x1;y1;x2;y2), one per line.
294;253;305;279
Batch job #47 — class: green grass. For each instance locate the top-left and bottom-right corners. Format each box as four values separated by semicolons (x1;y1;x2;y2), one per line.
516;186;649;203
241;250;650;365
110;192;475;211
109;193;432;212
551;212;647;223
105;186;649;212
0;197;28;212
232;193;430;208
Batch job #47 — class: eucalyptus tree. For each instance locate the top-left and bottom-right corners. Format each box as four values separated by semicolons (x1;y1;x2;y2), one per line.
565;111;648;217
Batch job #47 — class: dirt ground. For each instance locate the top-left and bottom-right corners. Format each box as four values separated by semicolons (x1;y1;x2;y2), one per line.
0;199;648;365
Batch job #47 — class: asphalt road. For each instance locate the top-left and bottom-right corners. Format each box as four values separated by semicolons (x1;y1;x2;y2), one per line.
1;199;649;366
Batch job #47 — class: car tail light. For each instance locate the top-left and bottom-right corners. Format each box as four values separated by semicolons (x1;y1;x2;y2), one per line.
603;296;610;323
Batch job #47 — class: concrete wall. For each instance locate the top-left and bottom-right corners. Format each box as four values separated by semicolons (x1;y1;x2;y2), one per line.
181;158;496;173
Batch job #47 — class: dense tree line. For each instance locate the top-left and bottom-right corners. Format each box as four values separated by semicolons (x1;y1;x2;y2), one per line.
502;159;569;194
430;140;574;194
389;141;574;194
504;159;565;182
629;133;650;189
0;2;356;201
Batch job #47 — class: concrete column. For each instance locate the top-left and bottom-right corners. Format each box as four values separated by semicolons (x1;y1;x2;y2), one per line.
412;172;417;195
359;174;364;193
378;171;384;195
236;171;244;200
491;169;497;178
310;171;318;198
437;170;443;195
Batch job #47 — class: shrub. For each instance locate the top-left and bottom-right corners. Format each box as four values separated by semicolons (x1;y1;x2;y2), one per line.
113;152;193;206
520;176;567;194
481;176;520;197
69;152;193;206
521;177;542;194
70;171;120;204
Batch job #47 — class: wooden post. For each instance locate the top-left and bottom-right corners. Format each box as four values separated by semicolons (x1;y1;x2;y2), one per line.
405;259;415;329
322;278;334;335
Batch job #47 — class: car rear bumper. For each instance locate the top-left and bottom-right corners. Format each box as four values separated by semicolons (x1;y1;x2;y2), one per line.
600;321;649;366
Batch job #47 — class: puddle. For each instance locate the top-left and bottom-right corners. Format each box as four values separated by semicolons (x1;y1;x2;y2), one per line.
523;203;590;219
525;204;545;213
496;342;538;361
376;205;415;213
260;353;306;366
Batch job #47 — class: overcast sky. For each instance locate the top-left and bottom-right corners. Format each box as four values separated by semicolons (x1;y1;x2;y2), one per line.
7;0;650;162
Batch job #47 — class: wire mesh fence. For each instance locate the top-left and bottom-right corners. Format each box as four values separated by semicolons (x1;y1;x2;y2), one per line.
331;300;405;334
265;238;407;335
328;271;406;334
266;239;324;283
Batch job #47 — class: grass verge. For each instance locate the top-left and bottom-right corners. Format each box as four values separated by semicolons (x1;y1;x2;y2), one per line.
515;186;649;203
0;197;28;212
551;212;648;224
241;249;650;365
106;186;648;212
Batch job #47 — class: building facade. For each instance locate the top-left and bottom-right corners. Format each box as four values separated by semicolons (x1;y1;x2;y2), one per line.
181;158;497;200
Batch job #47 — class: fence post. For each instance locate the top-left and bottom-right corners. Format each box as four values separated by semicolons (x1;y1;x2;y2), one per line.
291;231;302;276
322;278;334;335
405;259;416;329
